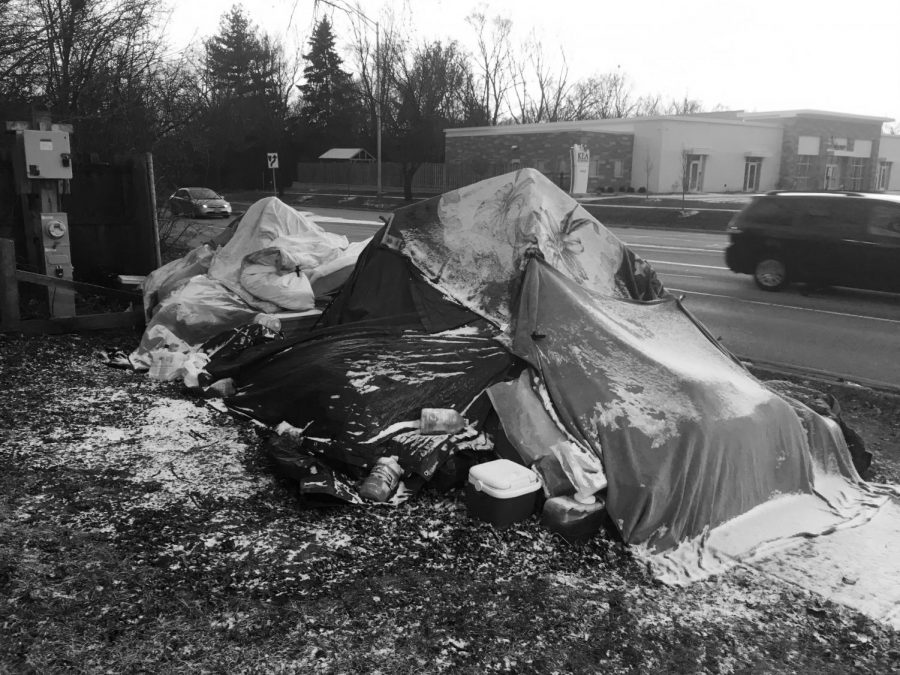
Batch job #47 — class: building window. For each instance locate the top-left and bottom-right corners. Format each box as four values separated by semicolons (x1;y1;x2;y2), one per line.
796;156;812;190
613;159;623;178
589;158;601;177
536;159;550;173
848;159;865;191
798;136;820;155
509;159;521;172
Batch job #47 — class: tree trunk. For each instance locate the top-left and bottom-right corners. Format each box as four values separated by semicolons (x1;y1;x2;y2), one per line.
402;162;420;201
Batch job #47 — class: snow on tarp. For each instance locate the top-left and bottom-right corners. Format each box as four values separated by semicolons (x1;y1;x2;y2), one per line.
507;254;898;603
382;169;664;331
511;257;818;550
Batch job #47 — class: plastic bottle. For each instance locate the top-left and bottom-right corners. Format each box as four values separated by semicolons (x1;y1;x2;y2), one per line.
358;456;404;502
419;408;466;435
540;494;606;544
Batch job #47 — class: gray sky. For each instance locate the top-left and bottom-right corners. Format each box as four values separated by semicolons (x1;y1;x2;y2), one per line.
167;0;900;123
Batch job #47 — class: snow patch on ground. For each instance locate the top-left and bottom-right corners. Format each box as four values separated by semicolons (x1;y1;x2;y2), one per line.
19;392;270;509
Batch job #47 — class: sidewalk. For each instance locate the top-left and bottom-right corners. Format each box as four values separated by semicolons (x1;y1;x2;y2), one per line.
227;187;743;231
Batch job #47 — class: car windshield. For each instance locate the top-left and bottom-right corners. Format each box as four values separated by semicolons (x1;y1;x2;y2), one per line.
188;188;220;199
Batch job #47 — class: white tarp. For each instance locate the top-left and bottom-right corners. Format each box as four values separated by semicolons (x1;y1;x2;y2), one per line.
132;197;364;373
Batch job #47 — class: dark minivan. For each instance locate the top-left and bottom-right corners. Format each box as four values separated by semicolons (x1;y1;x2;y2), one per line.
724;191;900;292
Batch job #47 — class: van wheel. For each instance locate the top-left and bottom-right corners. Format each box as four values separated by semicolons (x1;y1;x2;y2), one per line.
754;256;788;291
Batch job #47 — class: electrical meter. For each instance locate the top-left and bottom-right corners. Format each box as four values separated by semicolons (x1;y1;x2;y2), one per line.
44;218;68;239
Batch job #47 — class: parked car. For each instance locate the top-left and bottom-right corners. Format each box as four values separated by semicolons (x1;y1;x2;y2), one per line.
168;187;232;218
724;191;900;293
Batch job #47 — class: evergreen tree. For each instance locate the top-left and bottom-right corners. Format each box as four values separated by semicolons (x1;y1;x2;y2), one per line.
201;5;291;188
295;17;364;158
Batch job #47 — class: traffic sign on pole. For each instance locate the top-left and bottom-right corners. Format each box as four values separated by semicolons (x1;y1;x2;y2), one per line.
266;153;279;195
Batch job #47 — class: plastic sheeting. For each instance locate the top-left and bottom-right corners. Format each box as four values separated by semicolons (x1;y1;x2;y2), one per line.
207;171;897;592
133;276;262;369
142;244;215;319
207;197;349;307
384;169;666;330
511;257;817;551
133;197;366;366
225;326;514;475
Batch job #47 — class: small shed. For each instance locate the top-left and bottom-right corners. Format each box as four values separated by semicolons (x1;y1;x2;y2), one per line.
318;148;375;162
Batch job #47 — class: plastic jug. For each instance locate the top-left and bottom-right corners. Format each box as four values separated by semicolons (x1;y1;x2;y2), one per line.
358;456;403;502
541;494;606;544
419;408;466;435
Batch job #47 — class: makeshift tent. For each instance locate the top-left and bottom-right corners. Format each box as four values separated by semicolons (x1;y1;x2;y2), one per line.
188;170;893;579
131;197;369;374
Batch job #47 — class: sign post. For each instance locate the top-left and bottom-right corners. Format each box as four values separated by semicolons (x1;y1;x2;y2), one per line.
266;152;279;195
569;144;590;194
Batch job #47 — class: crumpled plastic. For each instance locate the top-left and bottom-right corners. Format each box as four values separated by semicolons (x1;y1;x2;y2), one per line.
142;244;215;319
239;258;314;312
207;197;348;310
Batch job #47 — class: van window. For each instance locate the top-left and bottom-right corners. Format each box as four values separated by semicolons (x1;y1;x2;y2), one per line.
798;198;865;237
868;203;900;239
742;198;793;226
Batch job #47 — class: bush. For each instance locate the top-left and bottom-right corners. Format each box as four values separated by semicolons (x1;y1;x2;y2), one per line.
606;186;615;193
638;187;647;194
618;185;626;192
627;186;635;193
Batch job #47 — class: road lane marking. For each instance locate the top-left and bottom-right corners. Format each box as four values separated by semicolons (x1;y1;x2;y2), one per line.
670;288;900;325
632;243;726;253
648;259;730;270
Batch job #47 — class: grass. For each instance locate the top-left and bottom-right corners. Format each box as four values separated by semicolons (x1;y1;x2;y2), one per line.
2;329;899;672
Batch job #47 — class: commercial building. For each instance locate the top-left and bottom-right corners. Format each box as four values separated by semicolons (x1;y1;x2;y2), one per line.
444;110;897;195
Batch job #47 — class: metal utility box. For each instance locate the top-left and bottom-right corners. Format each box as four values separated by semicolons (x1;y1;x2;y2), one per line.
38;212;75;316
39;211;74;278
23;130;73;179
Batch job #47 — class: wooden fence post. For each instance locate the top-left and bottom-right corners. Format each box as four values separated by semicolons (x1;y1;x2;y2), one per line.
0;238;20;329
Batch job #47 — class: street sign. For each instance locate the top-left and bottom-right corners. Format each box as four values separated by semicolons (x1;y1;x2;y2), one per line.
266;152;279;169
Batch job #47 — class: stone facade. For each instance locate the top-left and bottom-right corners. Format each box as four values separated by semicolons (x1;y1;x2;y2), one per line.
777;116;883;191
445;130;634;193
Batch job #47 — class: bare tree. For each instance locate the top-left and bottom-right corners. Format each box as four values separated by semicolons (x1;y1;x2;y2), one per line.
560;70;636;120
0;0;196;157
465;11;513;126
388;39;482;198
644;151;654;197
633;93;663;117
667;95;704;116
679;148;692;209
508;32;571;124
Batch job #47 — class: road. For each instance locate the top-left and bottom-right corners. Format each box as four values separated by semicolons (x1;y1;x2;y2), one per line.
217;205;900;390
620;228;900;390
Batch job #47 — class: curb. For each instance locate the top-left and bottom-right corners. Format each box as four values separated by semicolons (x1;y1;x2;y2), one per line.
742;357;900;397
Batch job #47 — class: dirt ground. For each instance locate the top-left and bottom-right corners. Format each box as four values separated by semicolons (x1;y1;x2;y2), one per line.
1;329;899;673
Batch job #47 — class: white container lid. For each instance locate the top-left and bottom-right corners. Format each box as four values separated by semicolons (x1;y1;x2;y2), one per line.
468;459;541;499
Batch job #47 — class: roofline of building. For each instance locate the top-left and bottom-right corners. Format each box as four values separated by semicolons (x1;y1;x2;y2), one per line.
445;109;895;138
444;114;784;137
738;109;894;123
